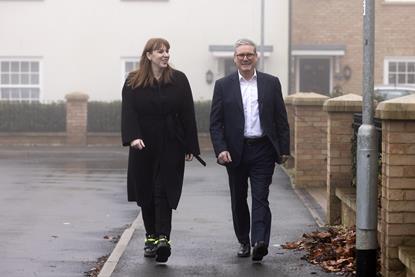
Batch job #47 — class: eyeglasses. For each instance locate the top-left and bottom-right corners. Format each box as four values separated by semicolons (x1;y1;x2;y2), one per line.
235;53;256;60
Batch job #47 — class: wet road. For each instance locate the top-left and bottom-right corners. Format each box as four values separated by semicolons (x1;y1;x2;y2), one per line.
0;146;137;277
112;154;336;277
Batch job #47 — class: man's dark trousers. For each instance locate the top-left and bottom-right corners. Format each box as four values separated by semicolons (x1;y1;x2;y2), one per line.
226;137;277;247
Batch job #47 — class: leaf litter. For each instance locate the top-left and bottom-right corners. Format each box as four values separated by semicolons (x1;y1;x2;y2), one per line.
281;226;380;276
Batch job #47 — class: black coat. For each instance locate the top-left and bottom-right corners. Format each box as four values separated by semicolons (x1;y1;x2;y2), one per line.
209;71;290;166
121;70;200;209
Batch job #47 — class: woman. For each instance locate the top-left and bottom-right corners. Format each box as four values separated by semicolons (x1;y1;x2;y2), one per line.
121;38;201;263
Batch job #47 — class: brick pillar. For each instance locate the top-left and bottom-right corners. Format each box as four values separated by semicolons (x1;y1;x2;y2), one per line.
376;95;415;277
324;94;362;225
284;94;295;168
292;92;329;187
65;92;89;145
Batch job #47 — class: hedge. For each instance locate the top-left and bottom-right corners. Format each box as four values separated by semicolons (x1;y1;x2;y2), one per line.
0;101;66;132
87;101;122;132
87;100;212;133
0;100;212;133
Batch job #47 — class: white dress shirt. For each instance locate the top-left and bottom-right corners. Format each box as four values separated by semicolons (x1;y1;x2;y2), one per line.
238;70;263;138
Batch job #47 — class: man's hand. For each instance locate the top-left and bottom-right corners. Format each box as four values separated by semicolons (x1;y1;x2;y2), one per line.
281;155;290;164
130;139;145;150
218;151;232;165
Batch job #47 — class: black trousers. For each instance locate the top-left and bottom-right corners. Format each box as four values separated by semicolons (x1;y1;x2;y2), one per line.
140;177;172;239
226;138;276;247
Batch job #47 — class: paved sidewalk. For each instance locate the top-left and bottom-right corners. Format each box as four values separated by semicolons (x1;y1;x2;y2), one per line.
108;153;335;277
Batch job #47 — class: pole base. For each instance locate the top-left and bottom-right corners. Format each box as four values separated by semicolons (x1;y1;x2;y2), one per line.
356;249;378;277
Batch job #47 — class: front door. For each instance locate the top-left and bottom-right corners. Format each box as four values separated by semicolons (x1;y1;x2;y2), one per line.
299;58;330;95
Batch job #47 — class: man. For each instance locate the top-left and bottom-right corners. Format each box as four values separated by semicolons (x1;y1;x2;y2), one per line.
209;39;290;262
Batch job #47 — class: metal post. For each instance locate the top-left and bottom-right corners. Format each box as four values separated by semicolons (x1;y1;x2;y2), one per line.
356;0;378;276
259;0;265;72
288;0;292;94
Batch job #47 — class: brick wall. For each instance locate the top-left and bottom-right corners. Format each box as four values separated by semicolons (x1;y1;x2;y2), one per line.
324;94;362;225
291;0;415;94
284;95;295;155
292;92;329;187
65;92;89;145
291;0;362;95
377;95;415;277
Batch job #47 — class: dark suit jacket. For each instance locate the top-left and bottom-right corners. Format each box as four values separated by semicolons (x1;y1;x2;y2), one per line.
209;71;290;166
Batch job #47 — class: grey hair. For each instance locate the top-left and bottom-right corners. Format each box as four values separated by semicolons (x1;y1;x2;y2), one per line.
234;38;257;53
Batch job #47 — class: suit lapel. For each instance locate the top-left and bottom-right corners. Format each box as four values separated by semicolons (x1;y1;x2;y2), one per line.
230;72;244;112
256;71;265;115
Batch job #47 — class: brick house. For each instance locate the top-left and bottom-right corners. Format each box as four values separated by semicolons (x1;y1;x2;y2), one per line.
290;0;415;96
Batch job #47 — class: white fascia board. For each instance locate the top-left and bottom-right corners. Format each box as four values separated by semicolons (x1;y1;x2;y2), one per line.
291;50;345;56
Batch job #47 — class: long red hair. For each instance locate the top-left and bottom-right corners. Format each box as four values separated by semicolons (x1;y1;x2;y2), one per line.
128;38;174;88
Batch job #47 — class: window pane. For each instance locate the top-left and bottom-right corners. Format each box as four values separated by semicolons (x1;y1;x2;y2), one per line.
30;62;39;72
224;58;237;76
408;74;415;84
398;74;406;84
30;74;39;84
398;62;406;72
389;74;396;85
31;88;40;99
1;74;10;84
11;88;20;99
125;62;132;72
11;62;19;72
21;62;29;72
21;74;29;84
408;62;415;73
1;88;10;99
11;74;19;84
21;88;30;99
1;62;9;72
389;62;397;72
126;61;137;72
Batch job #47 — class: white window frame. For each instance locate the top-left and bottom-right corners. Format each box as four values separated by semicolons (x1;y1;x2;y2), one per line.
121;57;139;86
0;57;42;102
383;57;415;86
384;0;415;3
295;56;334;94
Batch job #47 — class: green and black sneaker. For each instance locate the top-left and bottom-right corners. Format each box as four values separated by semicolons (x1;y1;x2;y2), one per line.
144;234;157;258
155;235;171;263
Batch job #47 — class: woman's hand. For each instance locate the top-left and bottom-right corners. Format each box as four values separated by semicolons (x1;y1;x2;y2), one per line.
185;153;193;161
130;139;145;150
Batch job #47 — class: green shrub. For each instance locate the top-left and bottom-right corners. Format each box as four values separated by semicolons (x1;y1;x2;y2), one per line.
0;101;66;132
87;101;121;132
87;100;212;133
0;100;212;133
194;100;211;133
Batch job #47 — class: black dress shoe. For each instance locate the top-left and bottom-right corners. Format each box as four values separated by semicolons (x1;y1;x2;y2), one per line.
252;241;268;261
237;243;251;257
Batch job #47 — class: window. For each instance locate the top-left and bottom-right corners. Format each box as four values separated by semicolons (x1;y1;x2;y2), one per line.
224;59;236;76
384;0;415;2
122;58;139;82
0;59;41;102
385;58;415;86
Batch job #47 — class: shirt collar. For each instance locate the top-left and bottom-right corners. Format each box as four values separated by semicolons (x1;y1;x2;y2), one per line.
238;70;257;82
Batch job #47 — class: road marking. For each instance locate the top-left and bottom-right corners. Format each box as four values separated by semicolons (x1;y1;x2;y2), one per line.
98;212;141;277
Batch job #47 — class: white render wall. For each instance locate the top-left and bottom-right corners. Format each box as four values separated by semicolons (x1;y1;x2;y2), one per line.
0;0;289;101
